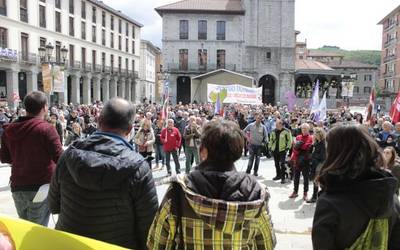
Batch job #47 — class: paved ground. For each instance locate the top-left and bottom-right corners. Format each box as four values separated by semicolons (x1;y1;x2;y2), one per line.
0;156;314;249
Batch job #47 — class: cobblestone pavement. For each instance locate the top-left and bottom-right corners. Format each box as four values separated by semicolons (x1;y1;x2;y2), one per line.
0;156;314;249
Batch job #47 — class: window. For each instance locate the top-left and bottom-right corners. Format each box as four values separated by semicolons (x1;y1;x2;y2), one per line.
266;51;271;60
132;41;135;54
364;87;371;94
132;59;135;72
20;0;28;23
132;26;135;39
101;52;105;69
39;5;46;28
92;50;96;67
55;0;61;9
102;11;105;27
81;47;86;65
69;0;74;14
125;38;128;52
0;0;6;16
81;1;86;19
118;56;121;73
198;49;207;70
92;7;96;23
125;58;128;72
101;29;105;46
110;16;114;30
118;36;121;50
55;41;61;63
92;25;96;43
118;19;122;34
364;74;372;81
217;49;225;69
353;86;359;93
81;21;86;39
55;11;61;32
0;27;8;48
110;32;114;48
179;49;188;70
198;20;207;40
179;20;188;40
216;21;225;40
125;22;129;36
110;54;114;71
69;44;74;66
21;33;29;61
68;17;74;36
39;37;46;48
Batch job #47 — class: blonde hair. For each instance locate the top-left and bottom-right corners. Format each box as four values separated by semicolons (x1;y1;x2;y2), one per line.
313;127;326;142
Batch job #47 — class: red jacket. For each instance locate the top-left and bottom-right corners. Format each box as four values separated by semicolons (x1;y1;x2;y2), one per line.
0;117;63;190
291;134;313;167
160;127;181;152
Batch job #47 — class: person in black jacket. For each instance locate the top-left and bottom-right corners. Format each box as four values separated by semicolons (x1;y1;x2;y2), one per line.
306;127;326;203
48;98;159;249
312;125;400;250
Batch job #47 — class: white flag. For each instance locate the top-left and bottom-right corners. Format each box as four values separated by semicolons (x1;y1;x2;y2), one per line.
317;91;327;122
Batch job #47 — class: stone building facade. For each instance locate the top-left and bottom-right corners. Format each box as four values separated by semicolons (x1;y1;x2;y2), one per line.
156;0;295;105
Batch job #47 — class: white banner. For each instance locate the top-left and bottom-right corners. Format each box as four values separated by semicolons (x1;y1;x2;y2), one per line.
207;83;262;105
341;82;354;97
53;66;64;93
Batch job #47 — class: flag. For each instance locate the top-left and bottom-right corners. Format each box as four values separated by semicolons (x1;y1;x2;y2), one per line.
310;80;320;117
214;92;224;116
390;91;400;124
315;91;327;122
161;96;169;121
366;87;376;121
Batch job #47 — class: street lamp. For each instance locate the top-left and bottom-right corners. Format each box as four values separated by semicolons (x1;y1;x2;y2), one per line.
45;43;54;62
61;46;68;63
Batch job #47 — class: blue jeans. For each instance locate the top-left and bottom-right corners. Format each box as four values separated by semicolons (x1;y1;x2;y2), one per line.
12;191;50;226
154;143;165;165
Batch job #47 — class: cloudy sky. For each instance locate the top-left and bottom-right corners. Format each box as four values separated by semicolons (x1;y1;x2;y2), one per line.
102;0;399;51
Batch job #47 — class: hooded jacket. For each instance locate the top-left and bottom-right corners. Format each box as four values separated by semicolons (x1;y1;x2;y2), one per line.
0;117;63;190
147;168;276;249
48;132;158;249
312;169;400;250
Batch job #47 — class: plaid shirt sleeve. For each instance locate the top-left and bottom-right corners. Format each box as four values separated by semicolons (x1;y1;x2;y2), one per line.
255;207;277;250
147;192;178;250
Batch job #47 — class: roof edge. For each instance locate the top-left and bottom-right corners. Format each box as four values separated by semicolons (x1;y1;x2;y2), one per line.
378;5;400;25
155;8;245;17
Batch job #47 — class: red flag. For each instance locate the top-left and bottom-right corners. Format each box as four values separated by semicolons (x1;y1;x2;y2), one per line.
161;97;169;121
366;87;375;121
390;91;400;124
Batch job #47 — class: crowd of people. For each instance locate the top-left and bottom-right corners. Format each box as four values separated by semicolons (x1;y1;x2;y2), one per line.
0;91;399;249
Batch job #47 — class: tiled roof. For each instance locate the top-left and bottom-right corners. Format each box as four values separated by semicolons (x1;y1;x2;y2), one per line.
326;60;378;69
295;59;334;71
155;0;245;16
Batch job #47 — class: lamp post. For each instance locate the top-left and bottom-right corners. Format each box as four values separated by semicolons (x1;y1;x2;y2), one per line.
38;42;68;105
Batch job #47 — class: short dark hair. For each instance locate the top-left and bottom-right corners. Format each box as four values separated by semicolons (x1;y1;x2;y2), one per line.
200;120;244;170
23;91;47;115
99;98;135;131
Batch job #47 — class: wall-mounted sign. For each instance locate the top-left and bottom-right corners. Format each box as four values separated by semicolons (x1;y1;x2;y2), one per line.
0;48;18;61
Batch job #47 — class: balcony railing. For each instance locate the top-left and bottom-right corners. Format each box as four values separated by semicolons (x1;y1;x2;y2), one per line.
70;60;81;70
167;63;237;73
94;64;101;73
102;65;111;74
384;21;398;31
384;71;395;77
384;54;396;63
385;38;397;47
112;67;118;75
83;63;92;72
133;71;139;78
19;52;37;65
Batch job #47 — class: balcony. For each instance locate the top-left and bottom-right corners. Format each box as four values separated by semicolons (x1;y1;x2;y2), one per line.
102;65;111;74
112;67;118;75
166;63;237;73
133;71;139;78
385;38;397;48
94;64;102;73
83;63;92;72
383;71;395;78
70;60;81;70
384;54;396;63
19;52;37;65
384;21;398;31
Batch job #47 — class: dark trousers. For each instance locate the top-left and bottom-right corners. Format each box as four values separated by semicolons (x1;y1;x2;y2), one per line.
246;144;262;174
165;150;181;174
154;143;165;165
273;151;287;178
140;151;153;167
293;162;310;193
310;159;321;197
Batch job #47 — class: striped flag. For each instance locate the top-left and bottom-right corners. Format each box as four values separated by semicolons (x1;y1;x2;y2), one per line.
161;97;169;121
366;87;376;121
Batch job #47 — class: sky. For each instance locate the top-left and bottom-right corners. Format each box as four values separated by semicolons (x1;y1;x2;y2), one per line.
102;0;400;51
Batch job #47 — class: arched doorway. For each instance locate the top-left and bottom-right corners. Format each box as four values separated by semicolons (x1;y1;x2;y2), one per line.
259;75;276;105
176;76;191;104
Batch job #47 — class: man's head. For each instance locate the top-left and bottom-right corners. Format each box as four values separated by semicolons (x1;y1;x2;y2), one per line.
98;98;135;137
395;122;400;133
23;91;48;118
276;119;283;130
255;112;263;124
